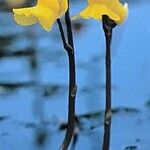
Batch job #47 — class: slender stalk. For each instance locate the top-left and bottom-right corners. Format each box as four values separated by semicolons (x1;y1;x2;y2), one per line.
57;1;77;149
57;19;72;52
102;15;116;150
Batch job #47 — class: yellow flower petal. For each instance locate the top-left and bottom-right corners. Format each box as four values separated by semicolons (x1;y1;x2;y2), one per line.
58;0;68;18
37;0;59;13
80;4;120;21
35;6;56;31
13;8;38;26
79;0;128;24
13;6;56;31
88;0;109;4
12;0;68;31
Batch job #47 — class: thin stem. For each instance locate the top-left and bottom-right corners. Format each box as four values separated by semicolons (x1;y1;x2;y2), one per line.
57;19;68;48
102;15;116;150
65;0;74;49
61;3;77;149
57;19;72;52
57;1;77;149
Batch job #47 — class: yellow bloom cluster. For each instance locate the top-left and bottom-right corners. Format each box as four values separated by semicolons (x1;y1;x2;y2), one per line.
13;0;68;31
79;0;128;24
13;0;128;31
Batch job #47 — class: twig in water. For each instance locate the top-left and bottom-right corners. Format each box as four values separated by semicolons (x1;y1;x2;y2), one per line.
102;15;116;150
57;0;77;149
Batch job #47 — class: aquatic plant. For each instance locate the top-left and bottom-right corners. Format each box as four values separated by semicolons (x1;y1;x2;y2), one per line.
77;0;128;150
12;0;128;149
13;0;77;150
57;1;77;150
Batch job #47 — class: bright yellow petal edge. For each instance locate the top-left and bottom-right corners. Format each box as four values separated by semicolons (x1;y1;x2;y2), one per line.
77;0;128;24
13;0;68;31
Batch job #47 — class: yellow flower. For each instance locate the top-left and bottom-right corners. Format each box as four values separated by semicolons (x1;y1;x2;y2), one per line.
13;0;68;31
78;0;128;24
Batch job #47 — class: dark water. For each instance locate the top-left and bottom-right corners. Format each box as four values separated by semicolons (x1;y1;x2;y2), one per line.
0;0;150;150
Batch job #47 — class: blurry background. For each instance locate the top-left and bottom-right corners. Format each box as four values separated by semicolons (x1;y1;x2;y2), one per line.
0;0;150;150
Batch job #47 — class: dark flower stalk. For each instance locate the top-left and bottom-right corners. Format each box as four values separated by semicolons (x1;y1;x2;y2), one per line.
102;15;116;150
57;0;77;149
